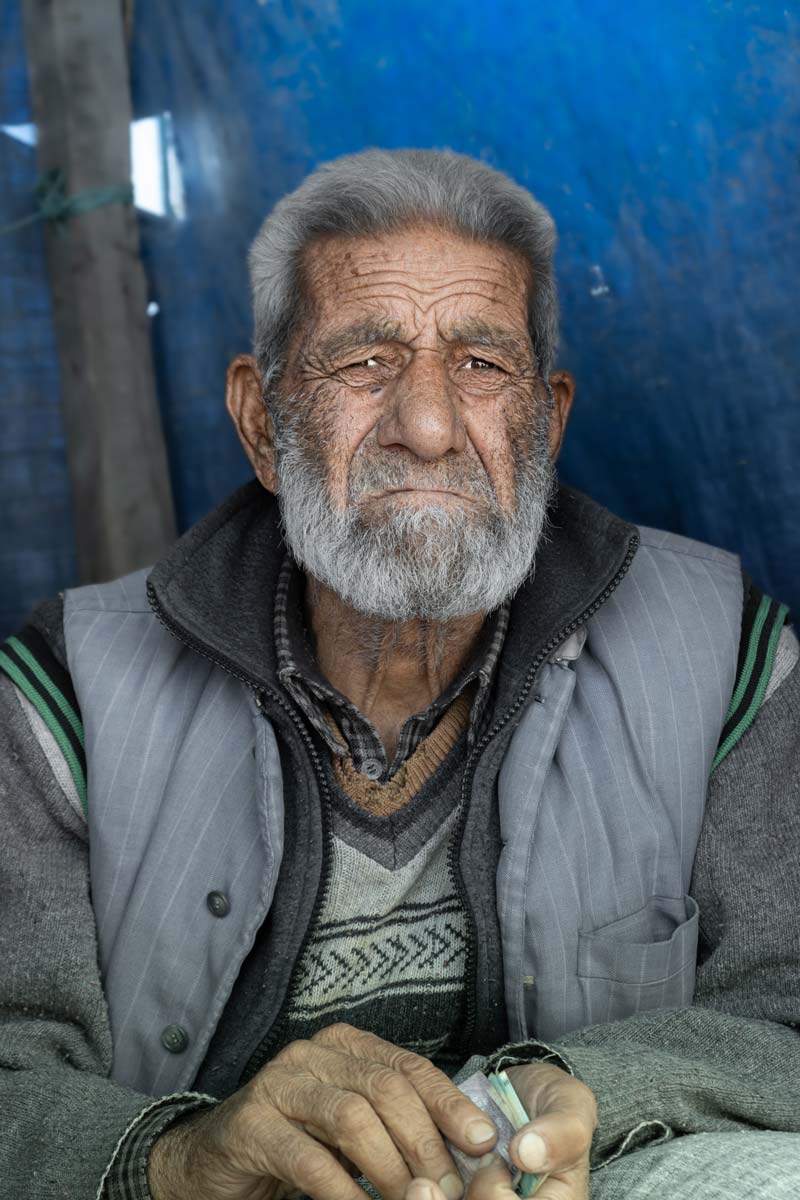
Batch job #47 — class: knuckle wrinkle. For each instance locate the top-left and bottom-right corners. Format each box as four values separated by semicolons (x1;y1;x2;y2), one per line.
299;1148;337;1192
336;1093;373;1134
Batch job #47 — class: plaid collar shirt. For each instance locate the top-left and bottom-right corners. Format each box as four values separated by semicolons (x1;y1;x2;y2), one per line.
274;554;510;782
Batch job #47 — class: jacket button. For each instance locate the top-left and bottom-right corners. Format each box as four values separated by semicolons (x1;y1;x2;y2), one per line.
161;1024;189;1054
206;890;230;918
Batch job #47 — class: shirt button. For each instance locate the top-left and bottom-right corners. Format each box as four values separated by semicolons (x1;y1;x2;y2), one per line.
362;758;382;780
161;1024;189;1054
206;890;231;918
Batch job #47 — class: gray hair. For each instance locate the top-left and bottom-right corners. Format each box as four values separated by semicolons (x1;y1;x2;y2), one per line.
248;148;559;404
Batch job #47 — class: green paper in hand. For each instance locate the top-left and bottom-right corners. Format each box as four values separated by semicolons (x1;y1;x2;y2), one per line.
486;1070;549;1197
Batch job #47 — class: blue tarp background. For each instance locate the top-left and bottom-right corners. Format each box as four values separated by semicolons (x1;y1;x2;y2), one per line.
1;1;798;637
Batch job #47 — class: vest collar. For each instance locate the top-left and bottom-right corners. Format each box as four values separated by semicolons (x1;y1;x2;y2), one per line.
489;481;638;722
146;477;639;698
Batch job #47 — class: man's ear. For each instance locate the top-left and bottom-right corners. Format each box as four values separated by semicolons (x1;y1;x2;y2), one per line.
226;354;279;494
547;370;575;461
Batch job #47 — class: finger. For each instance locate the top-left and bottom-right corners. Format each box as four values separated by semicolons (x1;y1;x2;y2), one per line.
465;1153;517;1199
260;1067;412;1200
529;1177;587;1200
505;1063;598;1134
312;1025;498;1154
508;1112;591;1176
240;1109;365;1200
402;1156;519;1200
525;1159;590;1200
280;1039;477;1188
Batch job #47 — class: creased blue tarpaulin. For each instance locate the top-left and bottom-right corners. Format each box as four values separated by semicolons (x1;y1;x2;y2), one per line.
1;1;798;636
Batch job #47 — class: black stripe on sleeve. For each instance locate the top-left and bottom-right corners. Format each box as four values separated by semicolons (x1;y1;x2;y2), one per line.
0;626;86;775
717;579;789;750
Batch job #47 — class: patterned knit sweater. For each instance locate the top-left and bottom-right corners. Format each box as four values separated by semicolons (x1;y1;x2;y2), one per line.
258;690;474;1067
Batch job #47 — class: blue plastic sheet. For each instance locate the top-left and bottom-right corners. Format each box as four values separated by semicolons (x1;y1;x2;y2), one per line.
1;0;798;636
0;1;77;636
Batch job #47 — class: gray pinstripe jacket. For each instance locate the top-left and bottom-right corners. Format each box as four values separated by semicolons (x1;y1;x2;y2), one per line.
59;480;744;1098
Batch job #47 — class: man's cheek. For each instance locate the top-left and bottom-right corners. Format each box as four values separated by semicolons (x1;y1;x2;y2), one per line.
469;424;518;512
289;385;340;461
505;396;548;466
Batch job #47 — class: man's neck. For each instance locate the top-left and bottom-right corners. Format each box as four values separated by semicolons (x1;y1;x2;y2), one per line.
304;575;486;760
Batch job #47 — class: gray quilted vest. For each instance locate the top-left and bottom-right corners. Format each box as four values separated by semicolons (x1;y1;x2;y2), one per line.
62;485;742;1097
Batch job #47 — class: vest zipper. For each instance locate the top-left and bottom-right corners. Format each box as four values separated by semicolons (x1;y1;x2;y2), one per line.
146;529;638;1075
447;531;640;1053
145;580;336;1086
237;688;335;1084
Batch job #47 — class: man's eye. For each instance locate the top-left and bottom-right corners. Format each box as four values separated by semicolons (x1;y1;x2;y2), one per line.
464;357;499;371
345;357;380;369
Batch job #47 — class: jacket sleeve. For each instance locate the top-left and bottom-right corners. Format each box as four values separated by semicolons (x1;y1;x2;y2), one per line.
482;625;800;1174
0;664;216;1200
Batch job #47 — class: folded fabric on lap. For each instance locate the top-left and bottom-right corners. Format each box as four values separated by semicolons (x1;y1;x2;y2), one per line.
588;1130;800;1200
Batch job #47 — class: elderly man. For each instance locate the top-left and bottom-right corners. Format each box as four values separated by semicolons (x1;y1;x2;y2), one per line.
1;149;799;1200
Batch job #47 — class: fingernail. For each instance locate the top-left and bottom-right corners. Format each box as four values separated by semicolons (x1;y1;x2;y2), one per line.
466;1118;496;1145
407;1184;435;1200
477;1152;498;1168
438;1172;464;1199
517;1131;548;1171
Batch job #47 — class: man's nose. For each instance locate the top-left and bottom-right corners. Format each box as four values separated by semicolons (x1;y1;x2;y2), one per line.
375;350;467;461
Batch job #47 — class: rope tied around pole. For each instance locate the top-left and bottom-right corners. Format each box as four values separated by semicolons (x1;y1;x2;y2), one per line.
0;168;133;236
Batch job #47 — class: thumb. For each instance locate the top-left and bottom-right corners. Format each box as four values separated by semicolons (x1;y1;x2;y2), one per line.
504;1063;597;1176
509;1110;590;1175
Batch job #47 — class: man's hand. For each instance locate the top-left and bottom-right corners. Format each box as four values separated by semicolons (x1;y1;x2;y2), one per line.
407;1062;597;1200
148;1024;499;1200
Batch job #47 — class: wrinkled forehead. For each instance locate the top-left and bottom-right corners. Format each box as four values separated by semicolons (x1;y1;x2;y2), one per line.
297;223;533;339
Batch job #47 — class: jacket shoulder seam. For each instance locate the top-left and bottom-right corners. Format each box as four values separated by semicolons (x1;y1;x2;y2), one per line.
64;604;153;615
635;530;740;568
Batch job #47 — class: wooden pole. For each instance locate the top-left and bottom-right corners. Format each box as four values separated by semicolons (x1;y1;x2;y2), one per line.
21;0;176;584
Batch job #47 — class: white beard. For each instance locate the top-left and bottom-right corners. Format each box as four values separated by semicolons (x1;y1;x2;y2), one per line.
272;404;555;621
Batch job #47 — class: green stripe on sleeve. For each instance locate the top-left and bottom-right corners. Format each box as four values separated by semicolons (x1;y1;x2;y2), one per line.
722;594;771;724
6;635;85;748
712;602;789;773
0;648;88;817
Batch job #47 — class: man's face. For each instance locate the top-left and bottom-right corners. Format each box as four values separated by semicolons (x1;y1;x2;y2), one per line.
286;223;545;518
229;223;573;619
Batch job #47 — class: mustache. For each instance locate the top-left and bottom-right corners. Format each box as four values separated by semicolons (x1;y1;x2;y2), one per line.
348;451;496;504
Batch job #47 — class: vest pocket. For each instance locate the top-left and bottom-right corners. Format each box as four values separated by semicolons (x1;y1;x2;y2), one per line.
576;895;699;1019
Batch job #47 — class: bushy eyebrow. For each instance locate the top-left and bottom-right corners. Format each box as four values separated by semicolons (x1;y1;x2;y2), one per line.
444;320;533;369
311;316;533;370
313;319;405;364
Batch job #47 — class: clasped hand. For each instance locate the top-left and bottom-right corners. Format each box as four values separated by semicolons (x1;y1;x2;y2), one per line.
148;1024;597;1200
